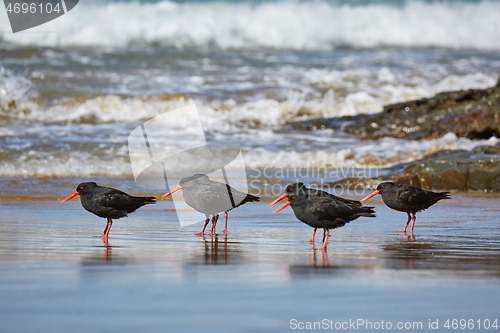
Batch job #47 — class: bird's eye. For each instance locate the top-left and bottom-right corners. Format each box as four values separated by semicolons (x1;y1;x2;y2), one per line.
79;186;84;190
380;185;385;189
289;187;294;191
291;195;296;200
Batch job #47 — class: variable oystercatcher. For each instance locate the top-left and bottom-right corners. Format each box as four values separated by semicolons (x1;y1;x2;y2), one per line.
270;182;362;243
273;189;375;250
61;182;156;242
360;182;451;234
163;174;260;236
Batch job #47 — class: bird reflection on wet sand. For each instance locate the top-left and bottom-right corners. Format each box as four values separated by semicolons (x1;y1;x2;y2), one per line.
81;245;114;265
311;249;329;268
2;196;500;333
202;235;229;265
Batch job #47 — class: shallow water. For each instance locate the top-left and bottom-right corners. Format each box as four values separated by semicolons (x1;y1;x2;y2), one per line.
1;196;499;332
2;1;500;331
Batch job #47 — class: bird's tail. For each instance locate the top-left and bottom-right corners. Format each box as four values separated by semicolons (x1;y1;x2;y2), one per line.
232;193;260;208
124;195;156;214
439;192;451;200
133;196;157;205
358;206;376;218
242;193;260;204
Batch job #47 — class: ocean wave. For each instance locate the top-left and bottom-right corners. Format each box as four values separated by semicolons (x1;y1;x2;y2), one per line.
1;1;500;50
0;150;131;177
243;133;500;169
1;132;497;177
1;70;496;126
0;68;38;115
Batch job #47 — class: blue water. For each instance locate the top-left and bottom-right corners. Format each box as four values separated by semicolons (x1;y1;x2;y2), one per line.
1;197;500;332
1;0;500;182
1;2;500;331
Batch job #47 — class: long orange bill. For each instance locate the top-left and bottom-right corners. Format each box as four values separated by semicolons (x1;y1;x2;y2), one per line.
360;190;380;203
273;201;291;214
61;191;79;203
162;185;183;198
269;192;287;206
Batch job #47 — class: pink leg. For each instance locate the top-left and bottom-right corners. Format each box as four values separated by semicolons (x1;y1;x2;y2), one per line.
319;228;330;251
100;218;113;238
308;228;317;244
222;212;229;235
195;217;210;237
100;218;112;244
409;212;417;234
402;212;412;232
209;215;219;236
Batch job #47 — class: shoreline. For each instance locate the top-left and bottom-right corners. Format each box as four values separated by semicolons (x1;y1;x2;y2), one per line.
3;174;500;202
3;189;500;202
1;179;499;333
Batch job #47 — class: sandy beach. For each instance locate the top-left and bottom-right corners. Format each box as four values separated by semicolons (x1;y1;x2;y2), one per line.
2;0;500;331
1;192;499;332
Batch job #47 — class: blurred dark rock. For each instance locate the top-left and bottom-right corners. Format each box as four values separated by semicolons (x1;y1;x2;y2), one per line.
391;144;500;191
331;143;500;192
292;78;500;140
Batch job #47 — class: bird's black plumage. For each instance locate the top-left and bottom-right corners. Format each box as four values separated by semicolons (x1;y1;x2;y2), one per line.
361;181;451;234
287;191;375;230
166;174;260;236
76;182;156;219
62;182;156;242
284;182;362;207
274;182;363;243
277;189;375;250
375;182;450;213
179;174;259;216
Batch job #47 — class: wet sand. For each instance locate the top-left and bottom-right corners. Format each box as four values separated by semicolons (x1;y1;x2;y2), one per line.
0;195;499;332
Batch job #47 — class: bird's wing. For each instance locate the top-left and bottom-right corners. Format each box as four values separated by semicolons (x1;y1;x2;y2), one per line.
309;196;362;220
94;188;138;212
398;185;432;205
310;189;361;206
204;181;253;205
329;195;362;206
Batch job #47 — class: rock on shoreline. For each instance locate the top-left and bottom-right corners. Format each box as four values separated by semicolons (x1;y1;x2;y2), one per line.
293;79;500;191
390;143;500;191
292;79;500;141
330;143;500;192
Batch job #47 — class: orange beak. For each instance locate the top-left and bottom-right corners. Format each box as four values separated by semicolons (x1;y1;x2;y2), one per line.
273;201;291;214
269;192;287;206
360;190;380;203
61;191;79;203
162;185;183;198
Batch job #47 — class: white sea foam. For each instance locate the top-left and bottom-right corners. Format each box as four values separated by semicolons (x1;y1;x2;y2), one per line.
243;133;500;169
0;68;38;115
1;132;497;177
1;67;498;178
0;149;132;177
2;1;500;50
1;69;496;126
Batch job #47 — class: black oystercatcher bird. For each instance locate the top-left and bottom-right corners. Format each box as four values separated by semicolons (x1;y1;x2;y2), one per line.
273;189;375;250
163;174;260;236
360;182;451;234
61;182;156;242
270;182;362;243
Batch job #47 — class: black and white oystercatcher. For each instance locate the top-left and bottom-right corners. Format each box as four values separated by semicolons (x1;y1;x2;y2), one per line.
360;182;451;234
61;182;156;242
163;174;260;236
273;189;375;250
270;182;362;243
